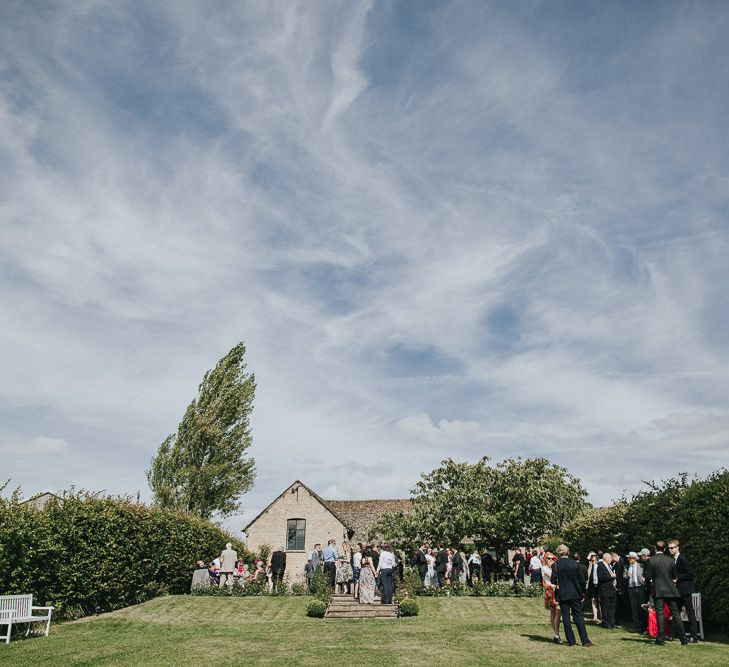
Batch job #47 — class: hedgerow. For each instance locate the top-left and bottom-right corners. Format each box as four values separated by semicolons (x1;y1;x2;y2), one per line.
0;489;250;619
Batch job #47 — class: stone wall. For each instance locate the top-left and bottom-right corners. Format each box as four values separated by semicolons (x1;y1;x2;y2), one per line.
244;482;348;582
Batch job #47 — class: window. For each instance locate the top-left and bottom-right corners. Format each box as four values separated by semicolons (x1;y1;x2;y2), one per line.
286;518;306;551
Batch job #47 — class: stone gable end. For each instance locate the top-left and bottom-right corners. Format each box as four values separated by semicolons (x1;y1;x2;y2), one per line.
244;482;348;582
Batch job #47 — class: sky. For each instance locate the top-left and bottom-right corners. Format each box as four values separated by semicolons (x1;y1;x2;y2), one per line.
1;0;728;533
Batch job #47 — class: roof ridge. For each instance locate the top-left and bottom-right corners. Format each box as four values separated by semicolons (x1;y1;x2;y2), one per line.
324;498;411;502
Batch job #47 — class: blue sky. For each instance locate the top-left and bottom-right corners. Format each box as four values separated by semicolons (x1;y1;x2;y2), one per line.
1;1;728;531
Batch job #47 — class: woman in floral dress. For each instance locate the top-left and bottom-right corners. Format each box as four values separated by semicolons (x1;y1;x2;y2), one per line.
336;542;354;594
358;554;377;604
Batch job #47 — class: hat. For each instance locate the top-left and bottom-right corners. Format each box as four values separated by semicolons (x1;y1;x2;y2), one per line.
627;551;638;559
640;548;651;557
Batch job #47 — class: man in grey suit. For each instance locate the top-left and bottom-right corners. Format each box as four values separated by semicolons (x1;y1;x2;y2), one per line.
219;542;238;588
310;544;322;575
644;540;687;645
624;551;647;630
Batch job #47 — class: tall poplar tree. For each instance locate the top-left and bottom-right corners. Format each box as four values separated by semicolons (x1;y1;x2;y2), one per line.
147;342;256;519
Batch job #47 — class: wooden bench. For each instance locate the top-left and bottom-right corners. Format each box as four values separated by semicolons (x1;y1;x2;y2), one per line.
0;594;54;644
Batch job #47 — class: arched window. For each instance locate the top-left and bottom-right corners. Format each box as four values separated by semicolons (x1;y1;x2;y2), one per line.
286;518;306;551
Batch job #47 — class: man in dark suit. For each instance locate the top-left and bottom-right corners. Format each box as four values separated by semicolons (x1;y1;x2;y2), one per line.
482;550;495;583
611;551;629;625
511;548;525;585
551;543;592;647
270;547;287;592
669;539;699;643
573;553;588;582
451;548;464;584
416;544;428;586
644;541;687;645
596;552;617;628
435;545;448;588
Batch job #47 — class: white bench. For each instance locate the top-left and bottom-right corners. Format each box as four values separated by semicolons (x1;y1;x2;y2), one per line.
679;592;704;640
0;594;54;644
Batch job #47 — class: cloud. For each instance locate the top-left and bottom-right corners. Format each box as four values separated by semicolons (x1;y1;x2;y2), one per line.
0;1;728;529
0;436;69;455
644;413;729;451
395;413;480;449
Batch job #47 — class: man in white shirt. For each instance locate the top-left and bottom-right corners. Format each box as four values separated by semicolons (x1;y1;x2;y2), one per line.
529;550;542;585
352;545;363;598
376;544;396;604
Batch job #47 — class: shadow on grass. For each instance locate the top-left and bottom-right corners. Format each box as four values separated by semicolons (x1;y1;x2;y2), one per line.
521;634;558;643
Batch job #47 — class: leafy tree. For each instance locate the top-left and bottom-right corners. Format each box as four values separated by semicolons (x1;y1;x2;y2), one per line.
370;456;588;552
489;457;589;550
147;342;256;519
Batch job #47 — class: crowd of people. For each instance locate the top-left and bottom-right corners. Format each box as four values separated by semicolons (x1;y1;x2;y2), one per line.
193;537;701;648
538;539;700;647
308;540;399;604
191;542;288;593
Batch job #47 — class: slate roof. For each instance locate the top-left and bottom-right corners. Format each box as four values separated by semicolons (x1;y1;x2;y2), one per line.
323;499;413;543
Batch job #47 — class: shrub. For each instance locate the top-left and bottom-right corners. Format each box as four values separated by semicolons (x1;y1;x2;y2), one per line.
400;598;420;616
290;582;309;596
449;582;466;596
310;567;331;605
190;581;268;597
469;581;540;597
306;599;326;618
0;490;251;619
258;544;272;567
399;598;419;617
399;566;424;600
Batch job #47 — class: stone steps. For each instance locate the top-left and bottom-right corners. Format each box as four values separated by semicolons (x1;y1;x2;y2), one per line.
325;595;399;619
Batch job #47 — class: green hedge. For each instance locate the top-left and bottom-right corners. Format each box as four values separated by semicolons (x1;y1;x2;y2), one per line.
0;491;250;619
561;469;729;633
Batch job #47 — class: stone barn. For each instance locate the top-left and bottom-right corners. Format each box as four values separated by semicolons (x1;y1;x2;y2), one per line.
242;480;411;582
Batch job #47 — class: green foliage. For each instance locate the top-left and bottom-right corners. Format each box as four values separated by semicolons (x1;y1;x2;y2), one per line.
290;582;309;596
561;469;729;632
306;599;327;618
400;566;424;599
258;543;272;566
190;581;268;597
309;567;331;605
147;342;256;519
399;599;419;616
471;581;542;598
415;580;539;598
0;491;249;619
370;457;588;551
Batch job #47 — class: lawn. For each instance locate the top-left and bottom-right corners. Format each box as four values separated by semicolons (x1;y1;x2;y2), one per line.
2;595;728;666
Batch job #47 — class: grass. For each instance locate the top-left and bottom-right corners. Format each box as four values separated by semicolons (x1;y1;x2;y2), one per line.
2;595;728;666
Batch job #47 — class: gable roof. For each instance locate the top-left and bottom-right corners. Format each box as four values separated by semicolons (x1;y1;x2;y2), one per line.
19;491;63;508
323;499;412;543
242;480;353;534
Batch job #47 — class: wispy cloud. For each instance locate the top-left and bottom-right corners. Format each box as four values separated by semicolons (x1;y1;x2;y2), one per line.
1;1;728;526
